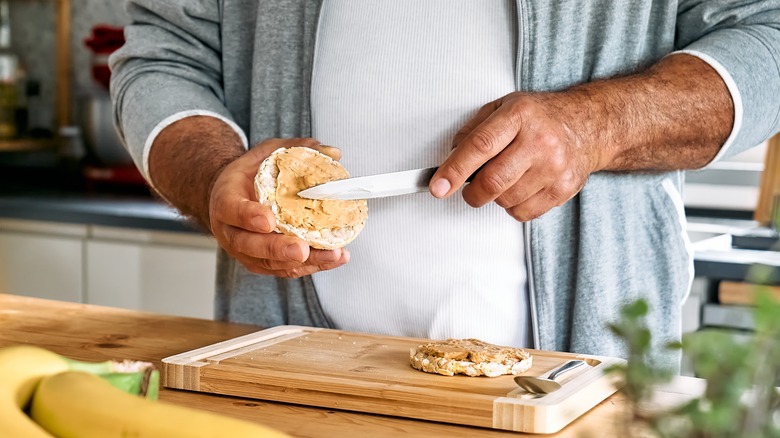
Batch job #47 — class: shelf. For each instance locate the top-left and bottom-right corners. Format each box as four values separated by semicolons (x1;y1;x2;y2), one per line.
756;134;780;226
0;138;58;152
6;0;71;130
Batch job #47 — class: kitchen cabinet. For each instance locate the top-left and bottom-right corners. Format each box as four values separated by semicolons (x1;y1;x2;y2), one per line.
85;226;216;319
0;218;217;319
0;219;84;302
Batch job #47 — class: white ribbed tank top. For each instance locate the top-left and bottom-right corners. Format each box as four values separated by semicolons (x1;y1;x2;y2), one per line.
310;0;530;348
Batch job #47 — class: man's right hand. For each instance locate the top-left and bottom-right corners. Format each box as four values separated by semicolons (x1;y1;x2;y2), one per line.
208;138;350;278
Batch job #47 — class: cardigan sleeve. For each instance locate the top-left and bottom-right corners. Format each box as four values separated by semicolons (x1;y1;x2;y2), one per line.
675;0;780;162
109;0;247;184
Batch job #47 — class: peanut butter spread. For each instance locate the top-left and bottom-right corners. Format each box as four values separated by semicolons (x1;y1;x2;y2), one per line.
415;339;526;363
274;148;367;231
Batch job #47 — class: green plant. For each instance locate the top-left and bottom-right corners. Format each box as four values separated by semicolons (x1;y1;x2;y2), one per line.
606;299;675;437
607;286;780;438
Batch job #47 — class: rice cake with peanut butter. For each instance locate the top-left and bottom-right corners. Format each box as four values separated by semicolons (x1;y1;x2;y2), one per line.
255;147;368;250
410;338;532;377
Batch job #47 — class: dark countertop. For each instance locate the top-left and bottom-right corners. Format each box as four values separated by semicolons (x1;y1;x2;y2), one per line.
687;216;780;286
0;193;198;233
692;233;780;285
0;163;776;256
0;162;200;233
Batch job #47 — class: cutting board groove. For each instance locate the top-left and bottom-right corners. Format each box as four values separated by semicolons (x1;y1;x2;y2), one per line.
162;326;624;434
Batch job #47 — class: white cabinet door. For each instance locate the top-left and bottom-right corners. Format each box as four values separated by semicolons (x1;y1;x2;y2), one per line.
85;240;142;310
86;228;217;319
137;244;217;319
0;220;86;303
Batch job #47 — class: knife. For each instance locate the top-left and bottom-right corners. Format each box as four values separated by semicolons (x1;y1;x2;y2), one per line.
296;167;436;200
297;166;478;200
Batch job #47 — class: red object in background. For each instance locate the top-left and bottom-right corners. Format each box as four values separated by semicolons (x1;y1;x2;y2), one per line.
83;164;148;190
84;25;125;89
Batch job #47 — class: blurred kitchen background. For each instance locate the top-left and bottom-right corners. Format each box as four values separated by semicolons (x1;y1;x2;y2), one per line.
0;0;219;321
1;0;135;181
0;0;778;376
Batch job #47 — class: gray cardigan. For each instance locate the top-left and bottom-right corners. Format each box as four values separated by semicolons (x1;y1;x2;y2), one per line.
110;0;780;368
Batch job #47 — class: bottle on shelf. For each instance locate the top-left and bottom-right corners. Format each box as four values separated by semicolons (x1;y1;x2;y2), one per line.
58;125;87;186
14;62;27;136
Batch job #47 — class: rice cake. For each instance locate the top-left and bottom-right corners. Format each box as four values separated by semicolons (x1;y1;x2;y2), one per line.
255;147;368;249
410;338;532;377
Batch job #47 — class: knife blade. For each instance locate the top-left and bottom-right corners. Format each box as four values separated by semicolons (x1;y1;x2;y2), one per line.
297;166;480;200
296;167;439;200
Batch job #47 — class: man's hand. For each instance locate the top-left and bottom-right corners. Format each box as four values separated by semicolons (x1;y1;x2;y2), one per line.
149;116;348;278
429;53;733;222
208;138;350;278
429;92;600;222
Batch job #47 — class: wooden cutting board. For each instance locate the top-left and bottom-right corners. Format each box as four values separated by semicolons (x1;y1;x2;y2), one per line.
162;326;624;434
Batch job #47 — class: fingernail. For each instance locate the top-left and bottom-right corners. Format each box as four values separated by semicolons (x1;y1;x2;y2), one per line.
430;178;451;198
253;216;270;232
284;244;303;261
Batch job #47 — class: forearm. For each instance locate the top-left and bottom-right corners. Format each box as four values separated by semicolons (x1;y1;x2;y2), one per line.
148;116;246;232
549;53;734;172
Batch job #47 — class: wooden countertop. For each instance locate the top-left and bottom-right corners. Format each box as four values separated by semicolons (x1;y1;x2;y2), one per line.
0;294;703;437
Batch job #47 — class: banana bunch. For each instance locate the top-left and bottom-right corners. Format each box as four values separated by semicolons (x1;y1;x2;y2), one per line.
30;371;291;437
0;345;158;437
1;345;290;437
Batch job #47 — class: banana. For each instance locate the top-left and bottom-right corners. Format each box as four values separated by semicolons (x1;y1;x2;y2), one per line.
0;346;75;437
30;371;291;438
0;391;54;437
0;345;158;437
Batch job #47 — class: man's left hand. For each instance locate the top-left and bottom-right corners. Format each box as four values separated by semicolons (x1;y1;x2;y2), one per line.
429;91;603;222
